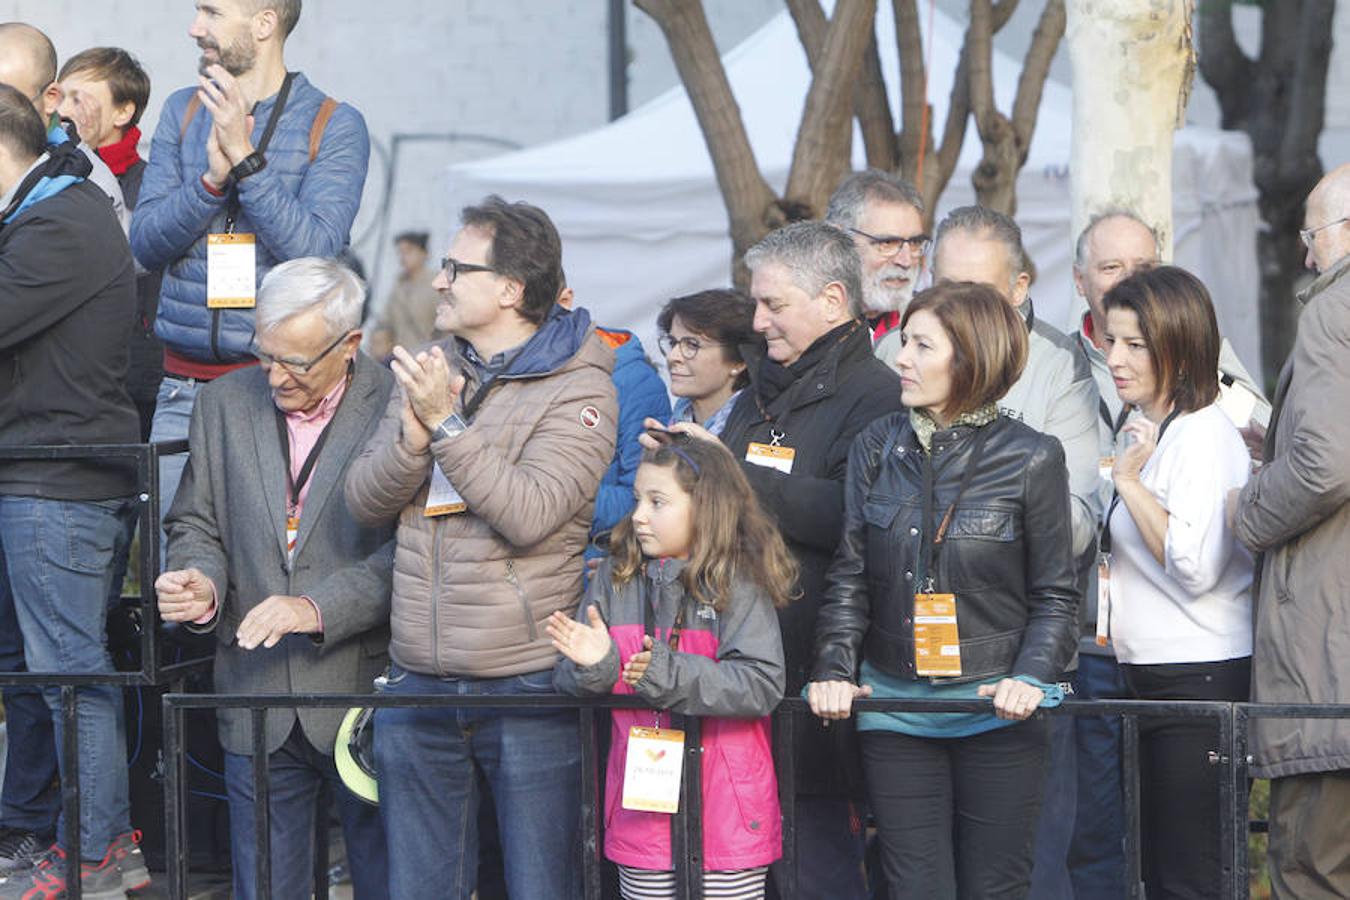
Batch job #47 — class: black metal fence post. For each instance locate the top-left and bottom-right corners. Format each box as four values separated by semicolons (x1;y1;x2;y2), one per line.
580;706;603;900
163;698;188;900
251;708;272;900
60;685;82;900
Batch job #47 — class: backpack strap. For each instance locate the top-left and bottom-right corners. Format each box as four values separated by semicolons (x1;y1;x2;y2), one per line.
308;97;338;163
179;93;202;143
181;92;337;163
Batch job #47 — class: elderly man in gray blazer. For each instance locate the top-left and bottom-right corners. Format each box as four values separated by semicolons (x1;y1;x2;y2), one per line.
156;257;394;900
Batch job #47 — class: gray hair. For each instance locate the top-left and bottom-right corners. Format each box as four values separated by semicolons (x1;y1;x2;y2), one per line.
934;205;1026;292
824;169;925;230
744;221;863;318
256;257;365;336
1073;208;1162;268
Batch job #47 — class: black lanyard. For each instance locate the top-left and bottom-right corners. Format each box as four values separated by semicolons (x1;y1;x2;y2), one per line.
225;71;295;232
1099;398;1131;436
642;576;688;652
916;424;993;593
1100;406;1181;555
273;372;347;520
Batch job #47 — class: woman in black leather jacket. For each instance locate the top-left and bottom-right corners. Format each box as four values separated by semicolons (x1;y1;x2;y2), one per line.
807;281;1079;899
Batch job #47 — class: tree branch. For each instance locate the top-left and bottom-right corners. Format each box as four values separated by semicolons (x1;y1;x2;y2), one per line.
1010;0;1066;163
1196;0;1255;129
635;0;781;261
788;0;896;171
784;0;878;217
856;30;899;169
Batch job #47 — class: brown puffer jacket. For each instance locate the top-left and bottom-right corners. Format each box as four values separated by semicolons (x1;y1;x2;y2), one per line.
346;310;618;678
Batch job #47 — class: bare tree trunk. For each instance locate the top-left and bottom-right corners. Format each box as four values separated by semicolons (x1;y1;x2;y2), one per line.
788;0;897;169
894;0;1017;225
784;0;879;218
634;0;782;279
970;0;1066;215
1199;0;1335;384
1066;0;1194;260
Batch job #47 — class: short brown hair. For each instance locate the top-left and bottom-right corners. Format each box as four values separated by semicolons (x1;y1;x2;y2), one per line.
58;47;151;129
1103;265;1220;414
656;289;759;390
901;281;1028;416
460;195;562;327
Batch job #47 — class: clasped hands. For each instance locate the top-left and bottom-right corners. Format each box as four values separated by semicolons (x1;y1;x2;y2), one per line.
390;345;466;453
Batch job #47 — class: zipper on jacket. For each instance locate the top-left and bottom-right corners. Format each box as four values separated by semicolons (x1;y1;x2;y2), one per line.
505;559;537;641
209;308;222;362
430;516;445;676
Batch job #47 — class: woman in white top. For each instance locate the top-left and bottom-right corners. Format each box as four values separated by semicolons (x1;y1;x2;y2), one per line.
1102;265;1254;900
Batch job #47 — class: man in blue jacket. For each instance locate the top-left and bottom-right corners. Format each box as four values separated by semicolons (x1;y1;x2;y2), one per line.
130;0;369;541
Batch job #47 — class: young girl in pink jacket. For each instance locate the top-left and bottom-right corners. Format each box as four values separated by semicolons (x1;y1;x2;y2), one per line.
550;434;796;899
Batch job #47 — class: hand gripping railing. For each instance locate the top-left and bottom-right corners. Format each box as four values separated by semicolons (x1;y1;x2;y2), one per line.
157;692;1349;900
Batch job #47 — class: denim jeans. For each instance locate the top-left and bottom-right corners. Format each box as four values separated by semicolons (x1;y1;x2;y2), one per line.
0;542;58;838
1028;705;1076;900
0;496;131;860
768;795;868;900
1067;653;1129;899
373;663;582;900
224;721;389;900
149;376;199;566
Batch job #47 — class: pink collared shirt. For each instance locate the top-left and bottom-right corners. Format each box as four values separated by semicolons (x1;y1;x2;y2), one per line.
194;375;350;631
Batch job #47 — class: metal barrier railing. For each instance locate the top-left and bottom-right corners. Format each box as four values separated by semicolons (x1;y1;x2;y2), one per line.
0;440;203;898
160;692;1329;900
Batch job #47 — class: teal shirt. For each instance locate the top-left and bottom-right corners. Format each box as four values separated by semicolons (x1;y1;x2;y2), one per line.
851;661;1064;738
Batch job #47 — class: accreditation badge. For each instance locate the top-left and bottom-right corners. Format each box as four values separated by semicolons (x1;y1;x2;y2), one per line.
913;592;962;677
745;442;795;474
1096;553;1112;647
423;463;466;517
206;233;257;308
622;727;685;813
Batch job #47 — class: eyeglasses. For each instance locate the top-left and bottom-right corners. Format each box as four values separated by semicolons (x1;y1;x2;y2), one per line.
439;257;495;283
849;227;931;257
1300;218;1349;249
251;330;352;375
657;334;726;360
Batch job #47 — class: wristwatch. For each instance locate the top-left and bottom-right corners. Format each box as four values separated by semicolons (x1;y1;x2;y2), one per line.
432;413;468;442
229;151;267;182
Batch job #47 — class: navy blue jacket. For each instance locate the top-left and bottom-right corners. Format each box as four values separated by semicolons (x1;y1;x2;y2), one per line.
130;73;369;364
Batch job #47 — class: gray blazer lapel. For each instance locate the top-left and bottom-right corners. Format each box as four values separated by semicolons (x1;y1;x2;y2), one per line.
250;386;292;563
290;354;382;561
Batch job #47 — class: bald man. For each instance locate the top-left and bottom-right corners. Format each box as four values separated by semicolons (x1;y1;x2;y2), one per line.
1231;163;1350;899
0;22;127;230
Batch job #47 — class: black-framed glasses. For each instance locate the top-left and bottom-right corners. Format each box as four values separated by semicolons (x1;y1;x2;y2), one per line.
849;227;930;257
251;330;352;375
439;257;495;283
657;334;726;361
1300;218;1349;249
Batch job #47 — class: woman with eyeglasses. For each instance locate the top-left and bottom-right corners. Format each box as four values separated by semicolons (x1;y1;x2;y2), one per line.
656;289;759;436
1101;266;1253;900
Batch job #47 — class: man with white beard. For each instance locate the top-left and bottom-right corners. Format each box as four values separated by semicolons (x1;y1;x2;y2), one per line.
825;169;929;369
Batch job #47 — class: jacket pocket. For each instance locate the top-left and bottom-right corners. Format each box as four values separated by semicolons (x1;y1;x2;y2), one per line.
717;744;778;838
505;560;538;641
943;508;1017;542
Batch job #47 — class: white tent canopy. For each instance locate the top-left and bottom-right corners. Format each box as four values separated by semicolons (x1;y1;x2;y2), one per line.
446;5;1262;376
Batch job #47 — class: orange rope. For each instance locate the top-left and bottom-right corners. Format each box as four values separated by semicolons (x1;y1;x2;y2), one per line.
915;0;938;186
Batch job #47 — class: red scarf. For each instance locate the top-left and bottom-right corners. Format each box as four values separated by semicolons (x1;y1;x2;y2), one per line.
95;126;142;176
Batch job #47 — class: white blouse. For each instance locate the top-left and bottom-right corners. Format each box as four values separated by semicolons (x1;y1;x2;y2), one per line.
1107;403;1254;665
